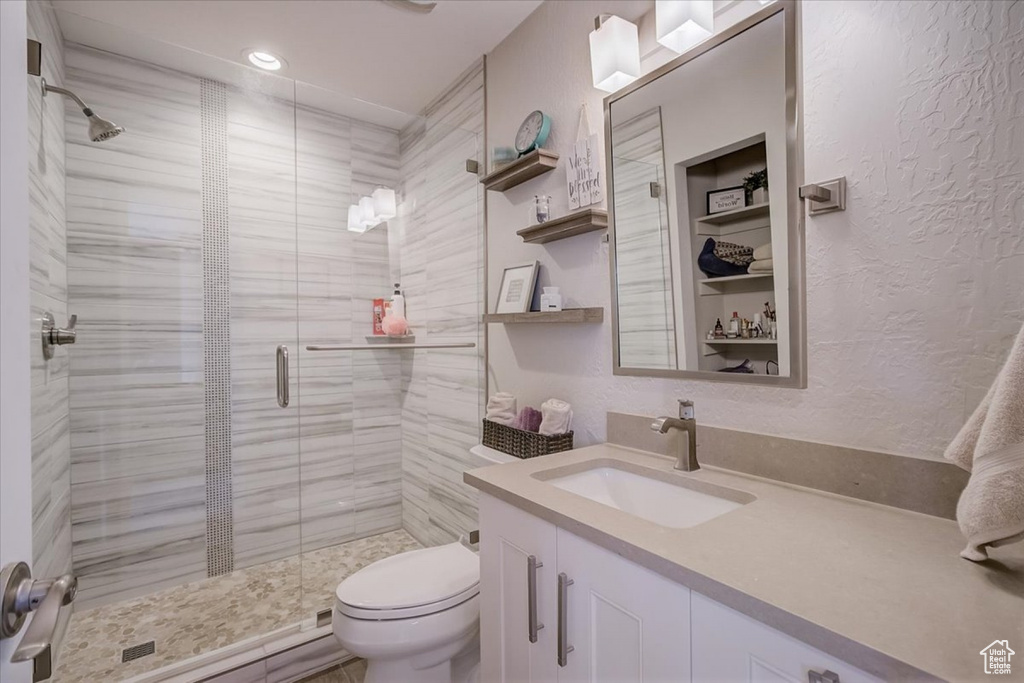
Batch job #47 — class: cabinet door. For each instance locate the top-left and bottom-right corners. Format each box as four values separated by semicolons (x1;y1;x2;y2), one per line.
556;529;691;682
479;493;559;683
691;593;884;683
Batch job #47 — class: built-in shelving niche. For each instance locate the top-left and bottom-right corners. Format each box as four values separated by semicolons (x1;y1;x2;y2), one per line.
680;135;780;373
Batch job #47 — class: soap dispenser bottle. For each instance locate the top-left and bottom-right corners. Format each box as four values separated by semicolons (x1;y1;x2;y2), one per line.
390;283;405;319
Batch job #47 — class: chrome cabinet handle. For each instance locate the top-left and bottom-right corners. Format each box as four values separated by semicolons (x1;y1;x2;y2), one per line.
557;572;574;667
808;670;840;683
276;345;289;408
527;555;544;643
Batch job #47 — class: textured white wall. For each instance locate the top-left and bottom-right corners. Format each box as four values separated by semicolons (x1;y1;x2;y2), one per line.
485;0;1024;461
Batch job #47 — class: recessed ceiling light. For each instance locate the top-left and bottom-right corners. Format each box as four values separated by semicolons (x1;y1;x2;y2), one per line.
244;49;284;71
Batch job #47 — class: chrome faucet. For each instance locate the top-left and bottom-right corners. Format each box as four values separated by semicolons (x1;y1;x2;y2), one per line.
651;400;699;472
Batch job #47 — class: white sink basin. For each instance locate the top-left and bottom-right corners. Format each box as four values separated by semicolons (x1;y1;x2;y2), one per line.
541;465;751;529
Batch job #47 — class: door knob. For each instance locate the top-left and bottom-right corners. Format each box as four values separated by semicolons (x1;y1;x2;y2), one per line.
1;562;78;682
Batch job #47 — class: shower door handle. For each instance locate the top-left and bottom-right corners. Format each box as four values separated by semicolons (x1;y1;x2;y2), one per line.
276;345;289;408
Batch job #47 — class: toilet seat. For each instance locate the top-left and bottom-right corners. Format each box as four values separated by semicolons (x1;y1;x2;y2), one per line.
336;542;479;621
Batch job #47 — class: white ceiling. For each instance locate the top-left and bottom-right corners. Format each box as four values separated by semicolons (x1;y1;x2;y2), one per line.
52;0;542;127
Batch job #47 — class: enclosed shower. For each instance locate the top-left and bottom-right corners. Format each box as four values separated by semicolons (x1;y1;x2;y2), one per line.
26;2;485;680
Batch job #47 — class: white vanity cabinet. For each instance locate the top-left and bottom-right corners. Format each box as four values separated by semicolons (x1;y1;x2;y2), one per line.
480;494;690;682
480;493;881;683
691;593;883;683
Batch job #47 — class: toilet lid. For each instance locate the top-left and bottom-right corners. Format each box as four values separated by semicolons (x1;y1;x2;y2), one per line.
336;542;479;619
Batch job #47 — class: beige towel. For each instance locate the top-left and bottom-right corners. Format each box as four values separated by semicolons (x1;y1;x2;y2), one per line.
753;243;772;261
486;393;517;426
944;322;1024;561
748;258;774;273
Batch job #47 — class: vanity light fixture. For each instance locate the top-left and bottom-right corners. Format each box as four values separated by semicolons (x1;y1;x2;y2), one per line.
372;187;397;221
655;0;714;54
347;205;369;233
589;15;641;93
244;49;285;71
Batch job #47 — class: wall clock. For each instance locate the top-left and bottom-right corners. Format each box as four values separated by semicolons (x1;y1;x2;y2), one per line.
514;110;551;156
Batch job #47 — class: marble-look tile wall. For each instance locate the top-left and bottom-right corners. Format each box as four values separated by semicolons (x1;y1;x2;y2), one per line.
28;0;72;586
65;44;402;605
610;108;676;369
65;43;207;608
396;60;486;547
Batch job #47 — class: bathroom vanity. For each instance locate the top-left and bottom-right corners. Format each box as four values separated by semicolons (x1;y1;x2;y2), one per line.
466;445;1024;682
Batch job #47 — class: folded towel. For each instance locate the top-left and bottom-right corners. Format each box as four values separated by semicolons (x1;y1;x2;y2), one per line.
486;392;517;426
539;399;573;436
748;258;774;273
512;406;543;432
944;322;1024;561
713;240;754;266
753;243;772;260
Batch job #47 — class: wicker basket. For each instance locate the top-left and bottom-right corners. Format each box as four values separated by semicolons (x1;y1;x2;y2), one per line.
482;419;574;459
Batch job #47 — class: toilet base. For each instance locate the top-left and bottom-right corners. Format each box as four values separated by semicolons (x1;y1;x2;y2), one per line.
363;632;479;683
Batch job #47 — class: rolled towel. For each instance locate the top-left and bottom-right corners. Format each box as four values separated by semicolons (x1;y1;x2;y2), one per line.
944;321;1024;561
512;406;543;433
539;399;573;436
748;258;774;273
753;243;772;260
486;392;517;426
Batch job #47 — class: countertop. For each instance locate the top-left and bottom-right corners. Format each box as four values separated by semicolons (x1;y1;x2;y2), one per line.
464;444;1024;682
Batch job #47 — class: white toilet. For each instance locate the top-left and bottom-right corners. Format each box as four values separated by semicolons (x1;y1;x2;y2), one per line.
332;444;515;683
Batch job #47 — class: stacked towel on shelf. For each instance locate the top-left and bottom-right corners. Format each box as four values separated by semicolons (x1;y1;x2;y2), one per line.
944;322;1024;561
512;407;543;433
485;393;517;426
539;399;573;436
747;243;773;273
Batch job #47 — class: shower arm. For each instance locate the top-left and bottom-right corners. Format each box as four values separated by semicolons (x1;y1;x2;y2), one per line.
41;79;91;113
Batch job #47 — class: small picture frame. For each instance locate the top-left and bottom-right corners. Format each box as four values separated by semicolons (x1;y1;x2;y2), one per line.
495;261;540;314
706;186;747;215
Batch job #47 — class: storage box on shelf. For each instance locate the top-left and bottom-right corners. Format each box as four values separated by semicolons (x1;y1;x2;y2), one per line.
482;419;573;459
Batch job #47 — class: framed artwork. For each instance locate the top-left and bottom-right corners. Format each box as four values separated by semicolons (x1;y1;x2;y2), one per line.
495;261;540;314
706;186;746;215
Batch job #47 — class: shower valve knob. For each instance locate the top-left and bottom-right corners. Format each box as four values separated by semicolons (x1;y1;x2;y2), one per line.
41;312;78;359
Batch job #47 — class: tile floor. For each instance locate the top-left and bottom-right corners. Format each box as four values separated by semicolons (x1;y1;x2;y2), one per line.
300;658;366;683
54;531;421;683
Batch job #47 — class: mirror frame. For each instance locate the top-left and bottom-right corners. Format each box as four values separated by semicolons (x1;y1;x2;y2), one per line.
605;0;806;388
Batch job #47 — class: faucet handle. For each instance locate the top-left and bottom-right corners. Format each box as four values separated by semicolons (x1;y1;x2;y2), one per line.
677;399;694;420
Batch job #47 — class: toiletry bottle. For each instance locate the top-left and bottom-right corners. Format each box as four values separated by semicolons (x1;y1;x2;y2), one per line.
390;283;405;319
729;311;740;338
714;318;724;338
373;299;385;336
535;195;549;223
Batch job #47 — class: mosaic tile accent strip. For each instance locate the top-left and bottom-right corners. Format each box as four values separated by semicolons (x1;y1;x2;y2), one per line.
201;78;234;577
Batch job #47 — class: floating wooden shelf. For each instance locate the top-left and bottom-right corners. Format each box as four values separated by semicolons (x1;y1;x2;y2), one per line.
517;208;608;244
696;202;770;225
483;308;604;324
481;149;559;192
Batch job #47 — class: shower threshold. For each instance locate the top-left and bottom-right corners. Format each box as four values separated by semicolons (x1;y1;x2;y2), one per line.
53;530;422;683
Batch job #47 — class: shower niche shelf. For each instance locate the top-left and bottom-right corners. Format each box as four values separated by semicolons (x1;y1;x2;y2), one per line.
481;149;559;192
306;342;476;351
517;208;608;244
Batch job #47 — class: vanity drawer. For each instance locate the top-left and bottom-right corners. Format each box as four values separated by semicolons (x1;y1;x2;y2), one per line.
691;593;883;683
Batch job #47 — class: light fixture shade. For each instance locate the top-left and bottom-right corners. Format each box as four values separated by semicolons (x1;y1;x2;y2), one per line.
372;187;397;221
589;16;641;93
656;0;714;54
359;196;377;226
348;205;368;233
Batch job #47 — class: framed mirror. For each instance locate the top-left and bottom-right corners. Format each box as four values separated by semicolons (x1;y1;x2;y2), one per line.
606;1;805;387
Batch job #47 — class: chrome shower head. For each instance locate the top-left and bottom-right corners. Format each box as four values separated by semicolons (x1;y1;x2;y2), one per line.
86;111;125;142
41;78;125;143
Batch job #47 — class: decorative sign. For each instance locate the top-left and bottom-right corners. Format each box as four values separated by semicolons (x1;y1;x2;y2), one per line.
706;186;746;215
566;133;603;210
